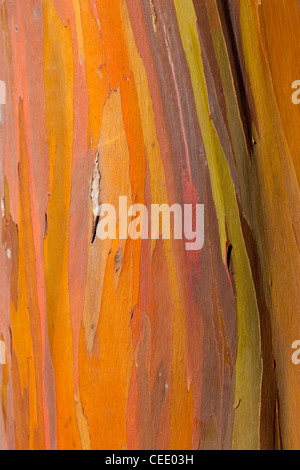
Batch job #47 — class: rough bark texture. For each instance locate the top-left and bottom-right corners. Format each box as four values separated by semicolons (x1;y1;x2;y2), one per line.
0;0;299;450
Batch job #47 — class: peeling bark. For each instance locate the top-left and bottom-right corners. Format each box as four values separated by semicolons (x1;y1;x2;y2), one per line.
0;0;299;450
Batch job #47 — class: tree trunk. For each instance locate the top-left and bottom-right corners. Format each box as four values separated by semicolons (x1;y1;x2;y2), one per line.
0;0;299;450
